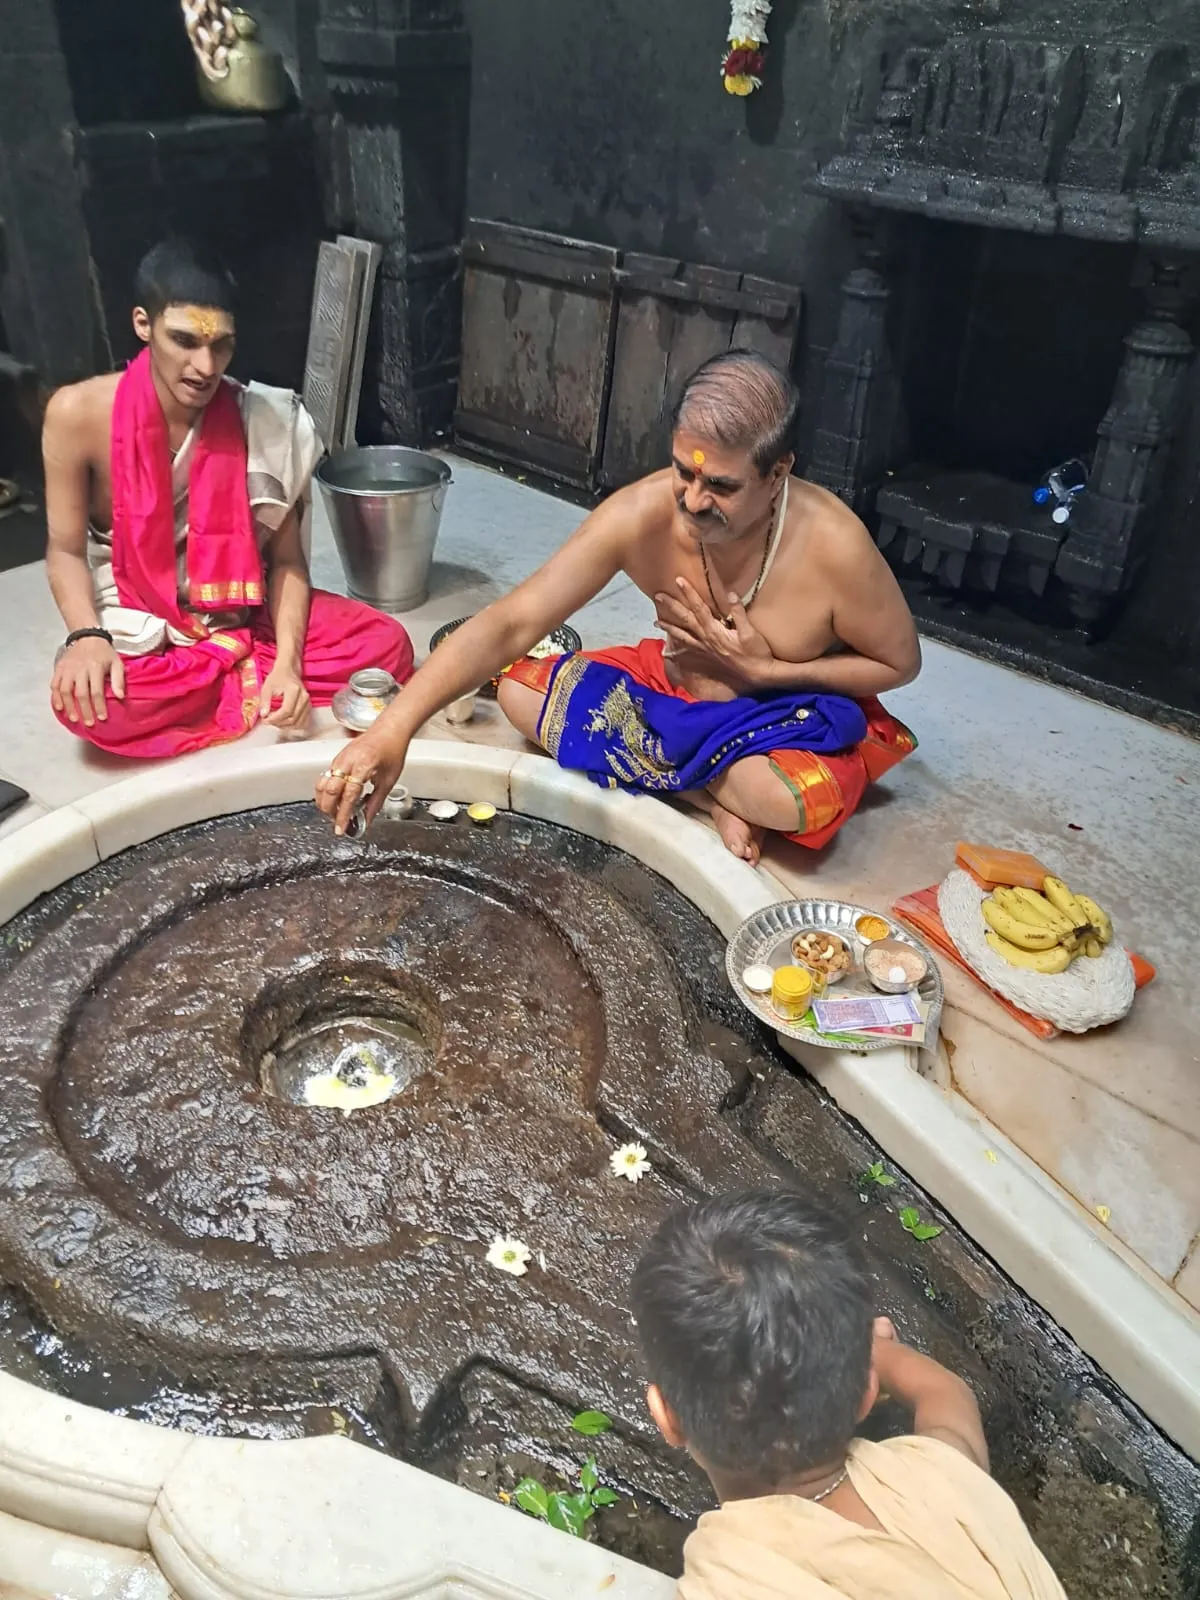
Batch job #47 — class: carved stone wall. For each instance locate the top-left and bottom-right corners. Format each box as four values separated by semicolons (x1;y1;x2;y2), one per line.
314;0;469;443
808;34;1200;626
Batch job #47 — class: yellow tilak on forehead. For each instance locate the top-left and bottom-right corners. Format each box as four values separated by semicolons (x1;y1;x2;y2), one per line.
188;308;223;341
692;449;706;466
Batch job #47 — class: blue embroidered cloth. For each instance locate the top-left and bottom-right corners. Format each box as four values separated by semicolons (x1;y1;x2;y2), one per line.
537;654;868;794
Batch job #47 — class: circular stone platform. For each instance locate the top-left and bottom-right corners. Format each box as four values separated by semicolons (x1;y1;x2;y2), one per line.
0;808;776;1413
0;747;1197;1600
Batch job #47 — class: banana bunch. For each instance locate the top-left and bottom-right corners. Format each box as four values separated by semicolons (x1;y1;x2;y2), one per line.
981;877;1114;973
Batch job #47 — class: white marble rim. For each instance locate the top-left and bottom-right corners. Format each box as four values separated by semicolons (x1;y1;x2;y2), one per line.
0;741;1196;1600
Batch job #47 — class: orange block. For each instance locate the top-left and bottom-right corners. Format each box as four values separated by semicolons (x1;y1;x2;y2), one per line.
955;841;1052;890
1129;951;1157;988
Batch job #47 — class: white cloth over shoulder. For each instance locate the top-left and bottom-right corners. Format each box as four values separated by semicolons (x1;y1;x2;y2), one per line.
678;1436;1067;1600
88;381;322;656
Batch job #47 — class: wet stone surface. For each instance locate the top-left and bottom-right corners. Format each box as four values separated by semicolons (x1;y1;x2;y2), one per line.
0;806;1197;1594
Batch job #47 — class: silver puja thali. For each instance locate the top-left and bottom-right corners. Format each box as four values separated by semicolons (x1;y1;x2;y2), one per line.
725;898;943;1052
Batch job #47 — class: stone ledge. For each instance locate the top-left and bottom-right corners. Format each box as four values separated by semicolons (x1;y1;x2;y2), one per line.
0;1507;170;1600
0;1372;190;1549
0;804;99;926
151;1435;671;1600
781;1037;1200;1463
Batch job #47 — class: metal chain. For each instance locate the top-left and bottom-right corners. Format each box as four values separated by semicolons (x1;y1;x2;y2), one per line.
181;0;237;81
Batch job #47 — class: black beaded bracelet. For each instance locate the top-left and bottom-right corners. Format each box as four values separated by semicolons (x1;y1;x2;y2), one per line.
64;628;114;649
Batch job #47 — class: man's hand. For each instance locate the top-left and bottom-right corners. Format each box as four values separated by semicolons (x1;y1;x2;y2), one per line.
51;637;125;726
655;577;775;693
314;727;409;835
259;664;311;731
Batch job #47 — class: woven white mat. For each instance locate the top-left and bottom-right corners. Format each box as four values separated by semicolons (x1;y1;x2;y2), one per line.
937;869;1135;1033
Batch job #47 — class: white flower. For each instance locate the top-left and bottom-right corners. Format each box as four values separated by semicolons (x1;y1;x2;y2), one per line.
729;0;772;43
610;1142;651;1183
486;1235;532;1277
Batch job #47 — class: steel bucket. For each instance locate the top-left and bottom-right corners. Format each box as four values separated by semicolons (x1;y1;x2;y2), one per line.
316;446;452;613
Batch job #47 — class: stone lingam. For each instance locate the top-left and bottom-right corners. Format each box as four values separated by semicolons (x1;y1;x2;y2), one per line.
0;764;1197;1595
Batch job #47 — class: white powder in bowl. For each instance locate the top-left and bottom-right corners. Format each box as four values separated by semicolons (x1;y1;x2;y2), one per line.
742;964;774;994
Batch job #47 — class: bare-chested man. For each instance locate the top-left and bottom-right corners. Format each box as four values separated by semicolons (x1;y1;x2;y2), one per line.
316;351;919;863
44;237;412;759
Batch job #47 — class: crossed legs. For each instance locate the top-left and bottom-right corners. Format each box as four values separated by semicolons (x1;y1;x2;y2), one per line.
496;677;800;866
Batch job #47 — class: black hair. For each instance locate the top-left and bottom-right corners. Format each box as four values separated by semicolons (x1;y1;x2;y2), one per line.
671;349;801;476
133;238;237;322
630;1190;874;1483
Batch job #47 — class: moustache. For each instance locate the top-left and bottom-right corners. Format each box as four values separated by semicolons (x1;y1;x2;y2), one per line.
677;498;729;529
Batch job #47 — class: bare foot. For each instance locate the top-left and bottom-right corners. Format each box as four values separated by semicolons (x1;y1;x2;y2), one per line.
710;799;766;867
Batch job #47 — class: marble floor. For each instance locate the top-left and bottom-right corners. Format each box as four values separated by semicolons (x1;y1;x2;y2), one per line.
2;455;1198;1317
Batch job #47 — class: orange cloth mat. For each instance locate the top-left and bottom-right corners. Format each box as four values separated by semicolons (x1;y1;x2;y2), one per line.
891;884;1156;1042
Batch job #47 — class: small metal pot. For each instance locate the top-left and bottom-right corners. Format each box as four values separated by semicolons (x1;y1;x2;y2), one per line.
331;668;401;734
380;784;415;820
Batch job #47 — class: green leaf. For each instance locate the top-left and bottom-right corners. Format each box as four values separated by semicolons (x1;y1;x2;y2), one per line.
546;1493;587;1537
592;1487;620;1507
563;1491;596;1524
571;1409;612;1436
514;1479;550;1518
579;1457;599;1493
861;1162;896;1188
899;1206;942;1242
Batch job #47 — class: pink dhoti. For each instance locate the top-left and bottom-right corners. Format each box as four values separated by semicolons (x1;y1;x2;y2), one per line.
55;589;413;760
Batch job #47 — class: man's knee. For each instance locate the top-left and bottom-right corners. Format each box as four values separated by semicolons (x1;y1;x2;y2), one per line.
710;755;808;834
496;675;546;744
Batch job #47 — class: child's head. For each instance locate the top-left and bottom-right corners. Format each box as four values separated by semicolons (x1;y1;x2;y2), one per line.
630;1189;876;1493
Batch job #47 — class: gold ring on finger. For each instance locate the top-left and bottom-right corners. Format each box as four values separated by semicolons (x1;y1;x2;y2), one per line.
344;775;365;788
330;767;352;781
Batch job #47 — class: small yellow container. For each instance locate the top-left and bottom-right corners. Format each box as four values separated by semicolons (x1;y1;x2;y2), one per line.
855;913;891;946
771;964;814;1020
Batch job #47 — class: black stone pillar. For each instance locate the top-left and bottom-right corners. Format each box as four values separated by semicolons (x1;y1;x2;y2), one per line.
1054;261;1196;627
316;1;469;445
807;217;896;516
0;0;106;383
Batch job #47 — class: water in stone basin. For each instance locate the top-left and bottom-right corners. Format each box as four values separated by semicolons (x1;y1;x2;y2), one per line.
260;991;432;1110
0;807;1196;1593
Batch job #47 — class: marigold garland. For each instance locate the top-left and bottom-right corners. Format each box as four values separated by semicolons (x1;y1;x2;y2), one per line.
722;0;771;95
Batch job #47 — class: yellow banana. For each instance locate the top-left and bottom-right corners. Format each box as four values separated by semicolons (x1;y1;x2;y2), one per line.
992;887;1041;923
981;898;1062;951
986;931;1073;973
1074;894;1113;946
1004;887;1074;938
1043;875;1088;926
1084;937;1103;958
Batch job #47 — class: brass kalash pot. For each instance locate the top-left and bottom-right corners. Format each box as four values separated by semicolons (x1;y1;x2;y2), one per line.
185;3;290;114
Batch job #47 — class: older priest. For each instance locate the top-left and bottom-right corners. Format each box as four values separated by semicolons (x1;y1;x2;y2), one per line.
44;239;411;758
